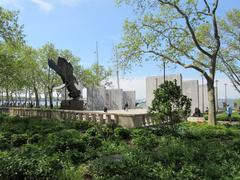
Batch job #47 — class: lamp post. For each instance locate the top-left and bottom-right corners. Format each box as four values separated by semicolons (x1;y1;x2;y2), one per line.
115;47;120;89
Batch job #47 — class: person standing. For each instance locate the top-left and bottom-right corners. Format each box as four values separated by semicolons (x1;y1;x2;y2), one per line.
124;102;129;111
226;104;233;122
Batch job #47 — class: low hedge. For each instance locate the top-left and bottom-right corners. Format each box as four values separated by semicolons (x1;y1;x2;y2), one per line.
204;112;240;121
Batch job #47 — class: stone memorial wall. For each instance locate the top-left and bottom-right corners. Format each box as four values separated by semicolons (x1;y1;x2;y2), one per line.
182;80;199;114
123;91;136;109
146;74;182;107
86;87;136;111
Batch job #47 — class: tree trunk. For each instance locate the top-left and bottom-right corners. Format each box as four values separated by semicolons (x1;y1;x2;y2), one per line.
33;86;40;108
10;92;14;104
24;88;28;106
48;87;53;109
18;92;22;105
14;92;18;104
1;88;3;106
44;91;48;108
207;80;216;125
6;88;9;106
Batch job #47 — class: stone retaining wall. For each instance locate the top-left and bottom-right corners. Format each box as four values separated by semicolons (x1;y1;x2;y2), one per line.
0;107;152;128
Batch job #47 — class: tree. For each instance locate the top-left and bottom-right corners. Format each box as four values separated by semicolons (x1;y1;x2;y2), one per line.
0;6;24;105
219;9;240;93
149;80;191;132
0;6;24;43
0;42;23;104
19;45;42;107
117;0;221;125
78;63;112;88
38;43;59;109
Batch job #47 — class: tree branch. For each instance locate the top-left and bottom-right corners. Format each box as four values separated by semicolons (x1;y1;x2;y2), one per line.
142;23;189;36
212;0;220;55
212;0;219;14
203;0;211;13
197;11;211;16
143;49;211;81
221;56;240;83
157;0;212;59
142;23;208;68
167;37;209;69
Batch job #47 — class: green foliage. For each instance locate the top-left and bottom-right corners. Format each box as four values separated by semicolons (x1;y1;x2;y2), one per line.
1;115;240;179
219;9;240;93
79;63;112;88
149;80;191;131
11;133;28;147
0;145;67;179
28;133;43;144
117;0;220;71
114;127;131;140
204;112;240;122
132;133;159;150
0;7;24;43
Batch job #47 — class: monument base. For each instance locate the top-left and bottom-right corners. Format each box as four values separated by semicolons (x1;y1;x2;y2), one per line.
60;100;85;110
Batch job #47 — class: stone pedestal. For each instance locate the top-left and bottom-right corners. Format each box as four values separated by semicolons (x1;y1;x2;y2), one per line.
60;100;84;110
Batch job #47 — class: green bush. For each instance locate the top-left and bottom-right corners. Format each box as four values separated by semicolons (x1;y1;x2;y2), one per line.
87;136;102;149
132;134;159;150
11;133;28;147
0;115;240;179
0;145;67;179
28;133;43;144
47;131;86;153
204;112;240;121
114;127;131;140
149;80;191;132
0;134;11;150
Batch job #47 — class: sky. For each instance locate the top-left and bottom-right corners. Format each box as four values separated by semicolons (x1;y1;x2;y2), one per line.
0;0;240;99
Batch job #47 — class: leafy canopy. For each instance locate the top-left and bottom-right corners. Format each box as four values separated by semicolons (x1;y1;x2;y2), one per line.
0;6;24;43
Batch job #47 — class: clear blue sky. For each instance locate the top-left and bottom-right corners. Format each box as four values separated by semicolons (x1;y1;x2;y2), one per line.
1;0;240;99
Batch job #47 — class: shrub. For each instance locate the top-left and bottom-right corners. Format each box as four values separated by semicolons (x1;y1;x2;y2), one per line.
85;127;98;136
1;115;240;179
88;156;157;180
131;128;150;138
132;134;159;150
204;112;240;121
149;80;191;132
0;134;11;150
98;126;114;140
11;133;28;147
114;128;131;140
0;145;68;179
47;132;86;153
28;133;43;144
68;120;94;131
87;137;102;149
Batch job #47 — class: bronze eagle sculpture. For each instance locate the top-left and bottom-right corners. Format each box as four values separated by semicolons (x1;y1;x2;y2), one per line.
48;57;81;99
